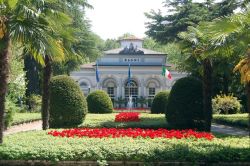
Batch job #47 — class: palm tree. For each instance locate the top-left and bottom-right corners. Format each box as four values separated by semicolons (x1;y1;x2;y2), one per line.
0;0;45;144
0;0;71;143
200;9;250;126
178;26;217;131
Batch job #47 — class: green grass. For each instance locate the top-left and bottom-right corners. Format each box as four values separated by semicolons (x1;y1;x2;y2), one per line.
213;114;249;129
2;112;249;162
0;131;249;162
81;113;167;129
12;113;41;126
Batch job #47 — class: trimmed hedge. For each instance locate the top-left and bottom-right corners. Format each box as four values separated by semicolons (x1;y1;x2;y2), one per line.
87;90;113;113
0;131;249;162
49;75;87;128
151;91;170;114
166;77;205;130
213;114;249;129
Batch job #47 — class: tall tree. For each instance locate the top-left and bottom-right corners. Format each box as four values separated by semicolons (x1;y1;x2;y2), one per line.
178;26;222;131
0;0;46;144
145;0;240;43
200;8;250;128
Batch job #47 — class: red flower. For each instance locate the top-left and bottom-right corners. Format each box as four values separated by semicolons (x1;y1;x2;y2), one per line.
115;112;140;122
48;128;214;140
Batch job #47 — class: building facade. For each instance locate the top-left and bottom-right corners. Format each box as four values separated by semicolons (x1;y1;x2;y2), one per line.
70;37;186;108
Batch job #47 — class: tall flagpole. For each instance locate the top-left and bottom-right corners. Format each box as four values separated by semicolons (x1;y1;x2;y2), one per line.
128;64;131;111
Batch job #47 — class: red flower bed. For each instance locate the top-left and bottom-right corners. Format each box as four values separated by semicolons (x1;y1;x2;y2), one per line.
48;128;214;140
115;112;140;122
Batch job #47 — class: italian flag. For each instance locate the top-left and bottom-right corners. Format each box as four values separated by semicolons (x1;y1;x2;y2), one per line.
162;65;172;80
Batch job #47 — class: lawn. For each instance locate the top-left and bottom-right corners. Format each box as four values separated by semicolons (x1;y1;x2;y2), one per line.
81;113;167;129
212;114;249;129
1;112;249;163
12;113;41;126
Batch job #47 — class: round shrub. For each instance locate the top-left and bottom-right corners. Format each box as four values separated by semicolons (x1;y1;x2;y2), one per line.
212;94;242;114
151;91;170;114
166;77;205;130
49;75;87;128
87;90;113;113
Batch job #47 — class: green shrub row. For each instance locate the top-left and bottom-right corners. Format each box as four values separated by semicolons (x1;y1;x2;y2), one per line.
11;113;41;126
0;131;249;162
213;114;249;129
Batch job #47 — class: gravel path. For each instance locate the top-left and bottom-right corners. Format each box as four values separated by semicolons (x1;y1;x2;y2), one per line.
4;120;42;135
3;120;249;136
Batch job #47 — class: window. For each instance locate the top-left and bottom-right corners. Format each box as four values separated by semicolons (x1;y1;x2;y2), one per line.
79;82;89;95
148;88;156;108
149;88;155;96
125;80;138;97
107;87;114;97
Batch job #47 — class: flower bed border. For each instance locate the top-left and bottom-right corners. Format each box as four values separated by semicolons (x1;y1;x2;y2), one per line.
0;160;249;166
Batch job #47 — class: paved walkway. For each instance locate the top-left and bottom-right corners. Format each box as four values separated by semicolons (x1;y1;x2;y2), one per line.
3;120;249;136
211;124;249;136
4;120;42;135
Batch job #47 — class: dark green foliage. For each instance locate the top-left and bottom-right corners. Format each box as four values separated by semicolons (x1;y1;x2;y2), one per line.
151;91;170;114
166;77;205;130
213;114;249;129
49;75;87;128
145;0;239;43
87;90;113;113
4;99;17;129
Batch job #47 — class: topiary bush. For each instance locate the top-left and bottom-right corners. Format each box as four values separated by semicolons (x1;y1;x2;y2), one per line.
166;77;205;130
151;91;170;114
212;94;242;114
87;90;113;113
49;75;87;128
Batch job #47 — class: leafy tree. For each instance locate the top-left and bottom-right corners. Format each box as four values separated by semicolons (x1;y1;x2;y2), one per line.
0;0;50;144
145;0;240;43
103;39;120;51
200;7;250;117
178;26;219;131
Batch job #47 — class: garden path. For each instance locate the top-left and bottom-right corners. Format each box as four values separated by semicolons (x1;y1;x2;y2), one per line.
3;120;249;136
4;120;42;135
211;124;249;136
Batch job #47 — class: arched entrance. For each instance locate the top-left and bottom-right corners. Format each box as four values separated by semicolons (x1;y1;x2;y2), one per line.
125;80;138;107
102;78;117;106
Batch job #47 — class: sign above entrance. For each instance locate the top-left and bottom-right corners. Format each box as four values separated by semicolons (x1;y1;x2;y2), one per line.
123;58;141;62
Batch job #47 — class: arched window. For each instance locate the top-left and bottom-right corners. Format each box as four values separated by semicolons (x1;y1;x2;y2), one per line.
79;82;89;95
125;80;138;97
102;79;117;106
147;81;157;107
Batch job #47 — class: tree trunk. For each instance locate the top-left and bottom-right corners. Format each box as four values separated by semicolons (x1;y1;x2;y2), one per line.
223;73;229;95
202;58;213;132
41;55;52;130
0;34;10;144
246;82;250;137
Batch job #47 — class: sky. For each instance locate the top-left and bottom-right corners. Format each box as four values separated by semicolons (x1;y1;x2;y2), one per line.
86;0;166;40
